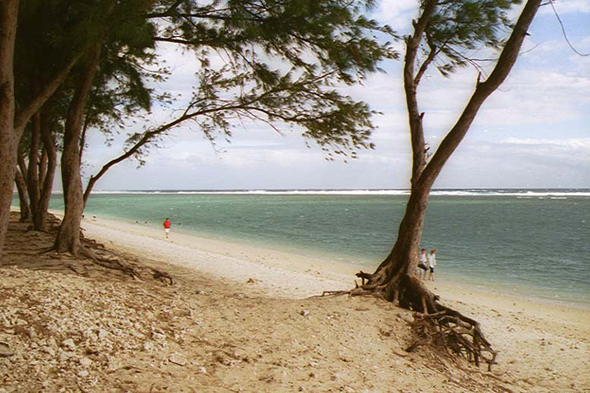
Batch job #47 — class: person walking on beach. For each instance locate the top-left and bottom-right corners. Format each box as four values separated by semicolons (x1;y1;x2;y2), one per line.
163;218;171;239
418;248;428;280
427;249;437;281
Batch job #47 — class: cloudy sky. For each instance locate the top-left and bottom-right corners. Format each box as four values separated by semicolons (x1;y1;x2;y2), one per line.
83;1;590;191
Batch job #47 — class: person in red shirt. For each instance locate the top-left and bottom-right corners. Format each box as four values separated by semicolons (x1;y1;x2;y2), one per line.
163;218;171;239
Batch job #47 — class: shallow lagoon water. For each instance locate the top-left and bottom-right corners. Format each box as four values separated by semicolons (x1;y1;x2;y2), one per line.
44;189;590;307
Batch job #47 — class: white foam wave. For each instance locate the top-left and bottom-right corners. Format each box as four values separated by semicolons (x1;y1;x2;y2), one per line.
90;189;590;197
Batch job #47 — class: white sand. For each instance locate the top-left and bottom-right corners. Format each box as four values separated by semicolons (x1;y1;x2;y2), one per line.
78;215;590;391
3;210;583;392
80;215;361;299
80;215;589;322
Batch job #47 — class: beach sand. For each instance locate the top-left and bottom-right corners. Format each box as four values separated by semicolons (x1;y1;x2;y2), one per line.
1;212;589;392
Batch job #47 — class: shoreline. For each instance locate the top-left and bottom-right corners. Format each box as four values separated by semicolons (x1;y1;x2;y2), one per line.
74;212;590;324
4;208;589;391
39;190;590;308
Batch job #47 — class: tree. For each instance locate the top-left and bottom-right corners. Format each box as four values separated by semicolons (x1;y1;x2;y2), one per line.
0;0;87;263
352;0;543;368
55;43;104;254
53;0;398;255
53;0;171;255
13;1;80;232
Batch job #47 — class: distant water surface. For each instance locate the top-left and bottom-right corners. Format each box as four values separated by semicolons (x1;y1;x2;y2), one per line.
44;189;590;307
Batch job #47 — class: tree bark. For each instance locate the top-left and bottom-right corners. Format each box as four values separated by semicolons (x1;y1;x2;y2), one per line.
54;43;102;255
0;0;19;264
27;110;42;219
14;168;30;222
35;109;57;232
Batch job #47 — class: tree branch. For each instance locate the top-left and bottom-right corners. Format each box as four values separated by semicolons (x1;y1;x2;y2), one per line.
419;0;543;189
403;0;439;187
145;0;184;18
14;51;84;136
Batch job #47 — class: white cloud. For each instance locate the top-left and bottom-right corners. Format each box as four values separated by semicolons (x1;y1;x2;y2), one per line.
501;137;590;150
79;3;589;191
373;0;417;30
538;0;590;15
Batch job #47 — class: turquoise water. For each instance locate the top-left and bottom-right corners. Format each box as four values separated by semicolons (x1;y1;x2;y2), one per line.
41;189;590;307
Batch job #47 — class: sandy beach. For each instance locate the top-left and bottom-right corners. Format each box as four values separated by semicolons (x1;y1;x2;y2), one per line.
1;212;589;392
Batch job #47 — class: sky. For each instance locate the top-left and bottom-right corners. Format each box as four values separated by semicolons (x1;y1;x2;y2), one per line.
82;0;590;191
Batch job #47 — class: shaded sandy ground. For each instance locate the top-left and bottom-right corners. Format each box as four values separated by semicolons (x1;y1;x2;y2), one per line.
0;213;589;392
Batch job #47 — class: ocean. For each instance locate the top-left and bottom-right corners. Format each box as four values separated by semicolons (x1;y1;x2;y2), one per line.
41;189;590;307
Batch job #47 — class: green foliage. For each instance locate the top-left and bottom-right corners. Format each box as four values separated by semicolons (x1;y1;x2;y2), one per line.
83;0;168;145
143;0;398;157
15;0;168;152
16;1;398;170
421;0;523;77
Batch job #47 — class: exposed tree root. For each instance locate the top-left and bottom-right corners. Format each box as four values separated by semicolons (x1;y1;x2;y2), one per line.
80;238;141;279
407;307;497;371
355;270;497;370
151;269;174;286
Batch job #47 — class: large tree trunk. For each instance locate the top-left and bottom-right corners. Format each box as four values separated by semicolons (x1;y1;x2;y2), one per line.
0;0;19;264
54;44;102;255
366;188;430;302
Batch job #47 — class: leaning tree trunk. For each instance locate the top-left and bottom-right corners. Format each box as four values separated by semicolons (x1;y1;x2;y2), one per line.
34;110;57;232
14;168;30;221
26;109;42;219
54;44;102;255
361;187;431;306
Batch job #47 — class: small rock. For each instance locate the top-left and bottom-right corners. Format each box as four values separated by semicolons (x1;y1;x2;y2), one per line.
78;370;89;378
79;357;92;367
300;310;309;317
0;342;15;358
42;346;56;357
199;366;207;374
61;339;76;350
170;353;187;366
98;329;108;340
59;351;72;362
